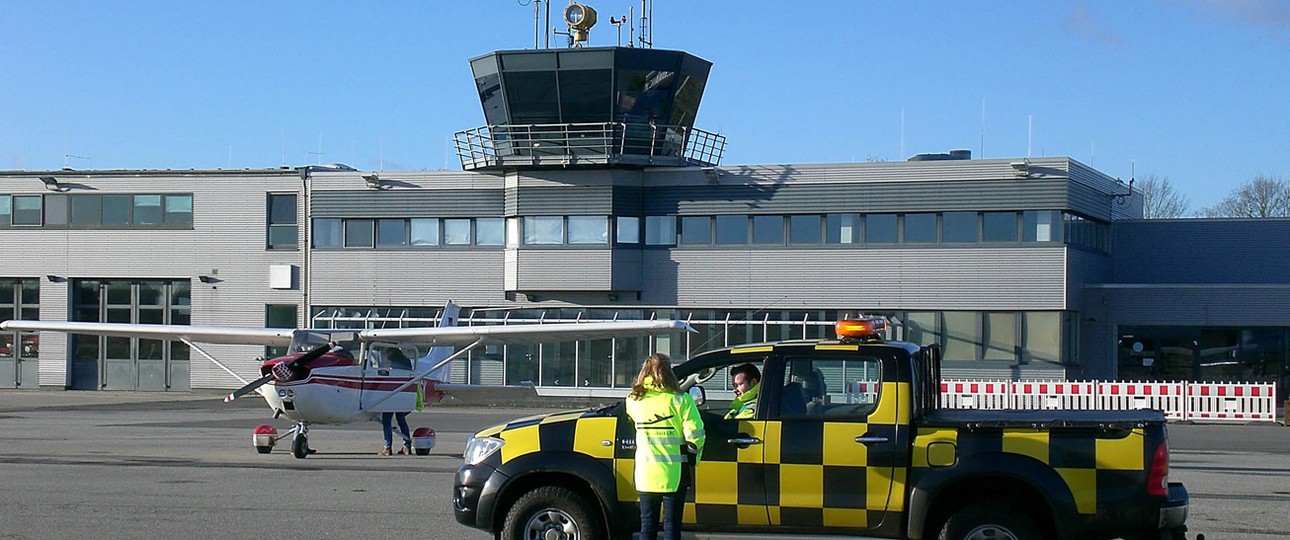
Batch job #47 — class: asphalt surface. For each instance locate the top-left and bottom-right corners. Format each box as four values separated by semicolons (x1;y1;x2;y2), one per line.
0;389;1286;539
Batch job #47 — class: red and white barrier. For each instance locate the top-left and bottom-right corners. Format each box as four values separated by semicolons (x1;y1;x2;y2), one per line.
941;380;1011;410
1011;381;1098;410
1187;383;1278;422
939;379;1278;424
1098;381;1186;421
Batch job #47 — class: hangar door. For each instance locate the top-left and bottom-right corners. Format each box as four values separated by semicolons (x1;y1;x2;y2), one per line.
70;279;191;391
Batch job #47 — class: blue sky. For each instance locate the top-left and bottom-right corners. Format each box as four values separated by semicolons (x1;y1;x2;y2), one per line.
2;1;1287;210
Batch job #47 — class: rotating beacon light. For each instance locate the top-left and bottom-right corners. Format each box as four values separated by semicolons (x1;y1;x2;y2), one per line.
564;2;598;45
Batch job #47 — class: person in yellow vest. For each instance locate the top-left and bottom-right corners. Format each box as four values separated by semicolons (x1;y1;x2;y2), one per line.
625;353;706;540
725;362;761;419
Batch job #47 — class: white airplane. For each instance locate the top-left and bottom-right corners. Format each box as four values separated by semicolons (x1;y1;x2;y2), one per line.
0;301;693;458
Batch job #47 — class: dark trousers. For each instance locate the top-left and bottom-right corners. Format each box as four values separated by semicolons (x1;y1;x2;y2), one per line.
638;464;692;540
381;412;410;448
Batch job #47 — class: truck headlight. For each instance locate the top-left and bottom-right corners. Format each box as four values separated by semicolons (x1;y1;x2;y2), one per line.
463;436;504;465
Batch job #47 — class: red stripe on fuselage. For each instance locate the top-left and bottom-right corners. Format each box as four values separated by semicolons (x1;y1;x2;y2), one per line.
274;375;437;393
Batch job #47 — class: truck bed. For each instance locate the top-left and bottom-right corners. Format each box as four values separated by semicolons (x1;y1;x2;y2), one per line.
919;408;1167;430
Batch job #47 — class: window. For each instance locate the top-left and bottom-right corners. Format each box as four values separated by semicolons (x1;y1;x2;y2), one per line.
70;195;101;226
525;216;564;245
313;218;341;248
984;312;1017;361
567;216;607;245
134;195;163;225
714;215;748;245
780;356;882;417
164;195;193;226
476;218;504;246
44;194;68;226
752;215;784;245
443;219;472;245
410;218;440;246
616;217;640;244
12;196;41;225
644;216;675;245
103;195;131;225
903;213;936;243
983;212;1019;242
825;213;860;244
680;216;710;245
265;304;298;358
344;219;374;248
0;196;10;226
267;194;298;249
865;214;896;243
942;212;978;243
376;219;407;247
1023;210;1061;242
789;215;821;244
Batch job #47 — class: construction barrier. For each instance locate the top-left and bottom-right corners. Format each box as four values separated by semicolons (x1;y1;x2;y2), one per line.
1187;382;1278;422
1012;380;1098;410
940;380;1011;410
1098;381;1187;421
940;379;1279;424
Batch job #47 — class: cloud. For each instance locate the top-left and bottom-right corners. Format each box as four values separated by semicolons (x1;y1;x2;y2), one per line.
1064;3;1124;46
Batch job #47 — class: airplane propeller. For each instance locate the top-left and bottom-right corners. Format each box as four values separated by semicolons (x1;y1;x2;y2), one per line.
224;343;332;403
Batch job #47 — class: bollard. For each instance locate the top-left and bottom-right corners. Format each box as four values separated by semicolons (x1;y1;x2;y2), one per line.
1284;399;1289;425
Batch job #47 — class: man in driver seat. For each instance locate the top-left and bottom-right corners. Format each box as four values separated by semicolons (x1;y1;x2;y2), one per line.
725;363;760;419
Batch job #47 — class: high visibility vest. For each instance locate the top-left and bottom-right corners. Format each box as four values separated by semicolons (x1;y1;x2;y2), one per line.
725;382;760;419
625;387;706;493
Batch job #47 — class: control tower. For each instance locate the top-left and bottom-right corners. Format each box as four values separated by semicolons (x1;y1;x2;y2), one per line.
454;36;724;170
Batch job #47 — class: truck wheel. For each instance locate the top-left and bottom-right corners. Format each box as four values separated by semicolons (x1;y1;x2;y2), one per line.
939;501;1040;540
501;485;604;540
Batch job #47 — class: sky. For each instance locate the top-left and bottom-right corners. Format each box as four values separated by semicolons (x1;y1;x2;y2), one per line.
2;0;1288;210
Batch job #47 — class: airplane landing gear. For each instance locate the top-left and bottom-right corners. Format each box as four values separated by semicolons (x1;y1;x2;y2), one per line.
290;422;315;459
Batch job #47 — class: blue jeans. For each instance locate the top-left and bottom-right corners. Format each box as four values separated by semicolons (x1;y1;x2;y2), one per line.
638;464;692;540
381;412;411;448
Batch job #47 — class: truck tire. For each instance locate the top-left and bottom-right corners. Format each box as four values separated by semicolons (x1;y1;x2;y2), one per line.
501;485;604;540
939;501;1041;540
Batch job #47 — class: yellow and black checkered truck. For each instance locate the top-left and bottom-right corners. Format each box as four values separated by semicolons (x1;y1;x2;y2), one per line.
453;320;1191;540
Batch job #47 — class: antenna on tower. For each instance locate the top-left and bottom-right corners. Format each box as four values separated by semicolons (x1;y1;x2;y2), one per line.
638;0;652;48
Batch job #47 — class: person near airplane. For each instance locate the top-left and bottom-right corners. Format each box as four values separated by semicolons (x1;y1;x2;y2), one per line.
379;347;414;456
625;353;705;540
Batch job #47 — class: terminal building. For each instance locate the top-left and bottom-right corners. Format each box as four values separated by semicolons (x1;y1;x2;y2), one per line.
2;41;1287;400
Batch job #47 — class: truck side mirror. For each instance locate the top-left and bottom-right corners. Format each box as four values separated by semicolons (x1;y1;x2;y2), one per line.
689;385;706;406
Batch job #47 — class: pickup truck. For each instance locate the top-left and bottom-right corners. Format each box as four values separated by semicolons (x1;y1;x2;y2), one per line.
453;318;1191;539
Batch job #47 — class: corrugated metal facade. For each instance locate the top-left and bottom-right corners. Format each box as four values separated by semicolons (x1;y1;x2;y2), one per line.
1112;219;1290;284
640;246;1068;310
13;155;1235;391
0;170;306;389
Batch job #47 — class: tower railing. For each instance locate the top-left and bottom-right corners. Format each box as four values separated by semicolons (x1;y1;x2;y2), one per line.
454;122;725;170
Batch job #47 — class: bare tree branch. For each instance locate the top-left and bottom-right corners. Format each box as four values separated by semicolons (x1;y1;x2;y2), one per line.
1198;175;1290;218
1137;175;1190;219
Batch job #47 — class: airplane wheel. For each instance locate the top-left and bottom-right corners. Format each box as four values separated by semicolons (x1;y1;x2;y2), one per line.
291;435;310;459
255;445;273;454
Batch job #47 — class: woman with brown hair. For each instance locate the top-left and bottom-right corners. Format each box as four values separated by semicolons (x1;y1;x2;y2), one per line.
624;353;706;540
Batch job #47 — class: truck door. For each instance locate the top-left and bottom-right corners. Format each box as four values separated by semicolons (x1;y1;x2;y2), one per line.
758;349;899;533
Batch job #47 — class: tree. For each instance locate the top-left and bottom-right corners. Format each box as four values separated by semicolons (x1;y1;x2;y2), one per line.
1198;175;1290;218
1137;175;1190;219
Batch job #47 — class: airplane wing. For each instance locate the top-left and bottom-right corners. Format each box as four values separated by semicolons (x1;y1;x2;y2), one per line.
0;320;297;347
433;383;538;402
1;319;694;348
360;320;695;346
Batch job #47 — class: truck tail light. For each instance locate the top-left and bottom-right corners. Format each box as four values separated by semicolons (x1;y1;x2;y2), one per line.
1146;439;1169;497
